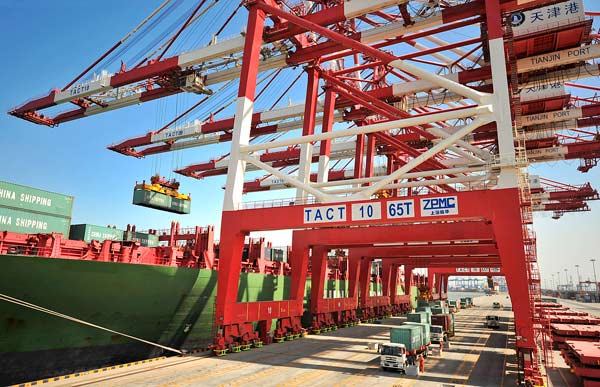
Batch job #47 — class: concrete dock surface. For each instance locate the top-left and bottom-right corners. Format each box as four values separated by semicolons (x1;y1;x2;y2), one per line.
25;295;590;387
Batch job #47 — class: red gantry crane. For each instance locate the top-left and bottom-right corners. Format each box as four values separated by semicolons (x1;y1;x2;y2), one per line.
10;0;600;385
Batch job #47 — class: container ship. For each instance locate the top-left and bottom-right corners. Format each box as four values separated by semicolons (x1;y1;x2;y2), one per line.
0;180;416;385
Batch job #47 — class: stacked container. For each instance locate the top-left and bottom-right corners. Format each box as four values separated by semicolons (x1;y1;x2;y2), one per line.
404;322;431;345
69;224;124;243
0;181;73;236
407;311;431;325
415;306;431;313
123;230;159;247
390;325;423;353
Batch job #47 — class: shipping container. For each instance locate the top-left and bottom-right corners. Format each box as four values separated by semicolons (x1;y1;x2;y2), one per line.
0;206;70;236
132;189;191;214
390;325;423;353
415;306;431;313
123;231;159;247
403;322;431;346
270;248;288;262
407;312;429;324
417;299;430;308
69;224;124;243
432;307;449;314
0;181;73;218
433;300;447;308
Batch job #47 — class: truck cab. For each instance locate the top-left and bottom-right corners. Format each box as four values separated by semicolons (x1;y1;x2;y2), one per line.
430;325;445;343
380;343;408;372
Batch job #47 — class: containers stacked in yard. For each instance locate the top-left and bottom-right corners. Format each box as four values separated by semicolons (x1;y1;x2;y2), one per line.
390;325;425;354
69;224;124;243
540;302;600;385
551;324;600;348
560;341;600;386
0;181;73;236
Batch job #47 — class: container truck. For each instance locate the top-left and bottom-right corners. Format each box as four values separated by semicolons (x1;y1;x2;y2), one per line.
460;297;473;308
430;325;445;343
431;313;455;338
381;325;426;372
403;322;431;348
485;315;500;329
448;300;459;313
379;343;409;372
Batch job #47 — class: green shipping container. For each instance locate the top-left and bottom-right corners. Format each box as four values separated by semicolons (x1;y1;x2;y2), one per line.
70;224;124;243
0;181;73;218
417;299;430;307
0;206;70;236
132;189;191;215
416;306;431;313
407;312;428;324
404;322;431;346
390;325;422;352
123;231;159;247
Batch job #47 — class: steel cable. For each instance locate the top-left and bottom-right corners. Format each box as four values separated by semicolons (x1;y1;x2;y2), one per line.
0;293;184;355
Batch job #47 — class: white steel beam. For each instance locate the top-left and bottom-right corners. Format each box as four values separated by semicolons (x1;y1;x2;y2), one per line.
355;116;492;199
241;105;492;153
324;174;493;195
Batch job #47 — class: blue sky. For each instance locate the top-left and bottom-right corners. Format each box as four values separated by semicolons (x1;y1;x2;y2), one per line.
0;1;598;286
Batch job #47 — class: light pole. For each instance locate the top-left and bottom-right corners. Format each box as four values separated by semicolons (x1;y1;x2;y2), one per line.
575;265;581;292
556;271;561;290
564;269;569;290
551;273;556;291
592;259;598;302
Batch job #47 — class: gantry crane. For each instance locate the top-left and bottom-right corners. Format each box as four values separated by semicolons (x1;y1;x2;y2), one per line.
9;1;600;385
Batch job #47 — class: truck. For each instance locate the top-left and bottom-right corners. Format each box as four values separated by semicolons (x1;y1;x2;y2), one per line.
460;297;473;308
430;325;445;343
485;315;500;329
381;325;426;372
379;343;409;372
447;300;460;313
431;313;455;338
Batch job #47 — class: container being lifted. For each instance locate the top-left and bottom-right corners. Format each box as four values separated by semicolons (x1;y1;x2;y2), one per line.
133;174;191;214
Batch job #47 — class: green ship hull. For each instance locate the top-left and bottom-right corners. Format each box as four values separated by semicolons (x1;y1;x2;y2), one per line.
0;254;412;385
